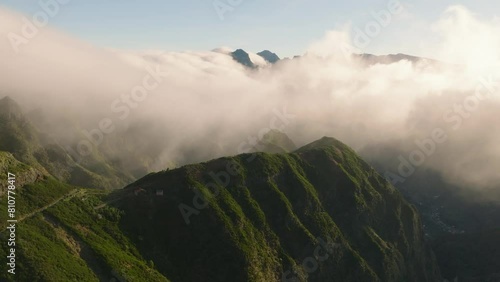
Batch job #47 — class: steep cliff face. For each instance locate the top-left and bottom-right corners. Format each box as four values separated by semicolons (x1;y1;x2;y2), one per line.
115;137;441;282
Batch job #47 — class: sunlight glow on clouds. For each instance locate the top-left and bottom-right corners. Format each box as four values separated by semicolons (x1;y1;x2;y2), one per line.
1;5;500;194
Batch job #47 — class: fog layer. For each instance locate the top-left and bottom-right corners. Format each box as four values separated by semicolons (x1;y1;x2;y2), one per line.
1;6;500;193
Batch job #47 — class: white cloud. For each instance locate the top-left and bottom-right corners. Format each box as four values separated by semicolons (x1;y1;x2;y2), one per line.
1;6;500;194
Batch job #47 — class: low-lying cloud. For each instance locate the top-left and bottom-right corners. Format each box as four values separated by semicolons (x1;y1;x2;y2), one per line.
1;5;500;195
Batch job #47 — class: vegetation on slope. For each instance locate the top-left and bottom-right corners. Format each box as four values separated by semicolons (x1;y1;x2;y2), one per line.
113;137;441;282
0;130;441;282
0;96;133;190
0;151;170;281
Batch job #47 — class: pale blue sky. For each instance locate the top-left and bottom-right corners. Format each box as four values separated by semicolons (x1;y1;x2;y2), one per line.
1;0;497;58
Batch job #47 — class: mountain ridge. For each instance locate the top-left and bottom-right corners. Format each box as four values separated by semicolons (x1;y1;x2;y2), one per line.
226;48;436;69
112;136;441;281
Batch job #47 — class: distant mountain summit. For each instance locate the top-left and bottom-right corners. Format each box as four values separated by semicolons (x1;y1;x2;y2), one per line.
231;49;256;68
251;129;297;153
257;50;280;63
228;49;281;68
0;96;23;120
358;53;439;65
226;48;435;69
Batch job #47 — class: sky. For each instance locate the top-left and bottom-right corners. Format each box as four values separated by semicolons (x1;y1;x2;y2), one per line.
1;0;498;58
2;1;500;194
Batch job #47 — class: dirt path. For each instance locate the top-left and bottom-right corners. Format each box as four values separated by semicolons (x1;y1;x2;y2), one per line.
1;189;83;231
19;189;81;220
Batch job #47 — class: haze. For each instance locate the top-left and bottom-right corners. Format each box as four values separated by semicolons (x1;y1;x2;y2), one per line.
1;5;500;198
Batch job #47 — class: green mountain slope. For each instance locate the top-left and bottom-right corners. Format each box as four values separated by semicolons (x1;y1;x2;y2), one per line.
362;143;500;280
112;137;441;282
0;136;441;281
0;153;169;281
0;96;134;190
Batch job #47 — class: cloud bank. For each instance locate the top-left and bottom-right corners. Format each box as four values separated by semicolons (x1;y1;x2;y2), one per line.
1;6;500;195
